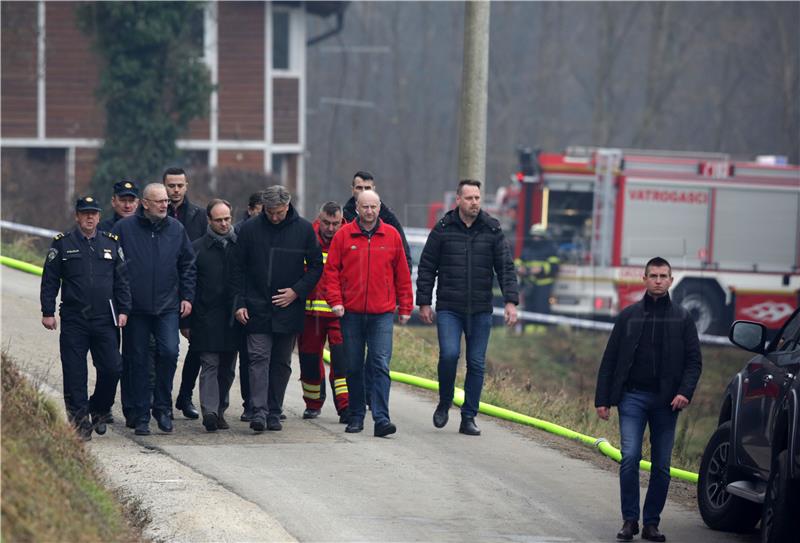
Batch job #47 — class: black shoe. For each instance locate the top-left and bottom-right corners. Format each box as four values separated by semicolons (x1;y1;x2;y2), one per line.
641;524;665;542
250;419;266;433
217;415;229;430
202;413;218;432
126;419;136;429
459;416;481;436
303;408;321;419
279;413;287;421
338;411;349;424
374;421;397;437
155;412;173;433
267;416;283;431
107;413;115;424
616;520;639;541
92;413;109;435
240;409;254;422
134;422;151;436
176;400;200;420
433;403;449;428
345;419;364;433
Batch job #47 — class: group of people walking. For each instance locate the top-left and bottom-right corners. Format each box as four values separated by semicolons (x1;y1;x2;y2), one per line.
39;166;701;541
40;169;520;440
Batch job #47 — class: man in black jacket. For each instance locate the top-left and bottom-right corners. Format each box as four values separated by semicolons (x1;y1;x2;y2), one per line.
40;196;131;440
231;185;323;432
342;170;412;273
98;180;139;232
594;256;702;542
113;183;196;436
164;167;207;242
165;167;207;418
416;179;519;436
180;199;240;432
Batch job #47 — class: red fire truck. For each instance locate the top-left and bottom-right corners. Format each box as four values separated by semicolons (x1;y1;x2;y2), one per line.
428;147;800;335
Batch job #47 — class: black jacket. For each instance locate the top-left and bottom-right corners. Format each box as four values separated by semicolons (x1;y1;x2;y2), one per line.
40;229;131;320
183;232;240;352
112;208;196;315
169;196;207;242
98;213;125;233
230;204;323;334
416;208;519;314
595;294;702;408
343;196;412;273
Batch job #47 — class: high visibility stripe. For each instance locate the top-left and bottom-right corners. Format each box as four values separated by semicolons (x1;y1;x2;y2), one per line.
305;300;333;312
302;382;321;392
333;378;348;395
535;278;555;286
303;391;321;400
305;251;328;265
547;256;560;264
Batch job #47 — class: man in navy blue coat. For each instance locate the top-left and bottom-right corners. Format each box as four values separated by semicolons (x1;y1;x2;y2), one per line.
113;183;196;436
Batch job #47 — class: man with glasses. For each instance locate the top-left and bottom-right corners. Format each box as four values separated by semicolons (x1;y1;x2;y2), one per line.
113;183;196;436
231;185;323;432
180;199;240;432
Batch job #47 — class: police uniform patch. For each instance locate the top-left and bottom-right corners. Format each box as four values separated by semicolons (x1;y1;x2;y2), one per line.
118;247;125;261
103;248;113;260
54;233;64;240
103;231;119;241
47;248;58;262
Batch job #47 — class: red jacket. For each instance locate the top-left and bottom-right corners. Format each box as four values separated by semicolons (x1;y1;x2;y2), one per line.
305;219;336;318
322;219;413;316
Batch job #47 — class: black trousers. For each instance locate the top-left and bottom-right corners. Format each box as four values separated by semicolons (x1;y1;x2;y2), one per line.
59;314;121;426
176;349;201;406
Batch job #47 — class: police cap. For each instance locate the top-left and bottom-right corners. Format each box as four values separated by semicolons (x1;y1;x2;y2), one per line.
76;196;102;212
113;180;140;198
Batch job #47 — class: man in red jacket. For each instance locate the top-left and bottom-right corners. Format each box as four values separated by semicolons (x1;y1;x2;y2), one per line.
298;201;349;423
323;190;412;437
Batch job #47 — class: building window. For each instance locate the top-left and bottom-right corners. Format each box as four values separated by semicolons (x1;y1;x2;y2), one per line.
272;11;290;70
271;153;285;178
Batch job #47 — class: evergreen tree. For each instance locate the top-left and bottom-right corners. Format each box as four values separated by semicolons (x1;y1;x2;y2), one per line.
78;2;212;204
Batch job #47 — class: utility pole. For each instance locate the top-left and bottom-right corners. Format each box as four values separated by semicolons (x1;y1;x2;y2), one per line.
456;1;491;184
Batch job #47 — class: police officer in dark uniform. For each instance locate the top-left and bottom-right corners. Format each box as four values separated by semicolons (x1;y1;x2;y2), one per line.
98;180;140;232
40;196;131;440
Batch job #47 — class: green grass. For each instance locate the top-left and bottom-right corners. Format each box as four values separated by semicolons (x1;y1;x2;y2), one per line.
1;237;47;266
1;353;141;542
394;324;751;472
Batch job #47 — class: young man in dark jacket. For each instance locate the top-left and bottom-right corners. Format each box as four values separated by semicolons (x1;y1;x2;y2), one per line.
180;199;240;432
594;256;702;542
165;167;207;419
112;183;196;436
231;185;323;432
416;179;519;436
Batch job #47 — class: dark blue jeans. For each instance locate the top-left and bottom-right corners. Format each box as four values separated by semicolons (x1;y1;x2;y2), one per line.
618;390;678;526
436;310;492;418
341;312;394;425
122;312;180;424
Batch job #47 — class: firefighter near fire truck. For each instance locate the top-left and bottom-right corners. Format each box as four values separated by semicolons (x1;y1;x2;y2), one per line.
516;223;560;320
297;202;349;423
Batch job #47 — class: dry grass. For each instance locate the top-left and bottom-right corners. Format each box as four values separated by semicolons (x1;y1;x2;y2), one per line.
393;324;750;473
1;353;142;542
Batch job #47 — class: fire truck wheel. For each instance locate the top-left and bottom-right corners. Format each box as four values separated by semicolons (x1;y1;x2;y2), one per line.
675;284;726;336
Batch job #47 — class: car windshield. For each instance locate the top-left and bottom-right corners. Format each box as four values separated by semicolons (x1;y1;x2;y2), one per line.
770;308;800;352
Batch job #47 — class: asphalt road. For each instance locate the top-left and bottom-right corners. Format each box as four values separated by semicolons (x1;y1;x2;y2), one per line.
1;266;758;542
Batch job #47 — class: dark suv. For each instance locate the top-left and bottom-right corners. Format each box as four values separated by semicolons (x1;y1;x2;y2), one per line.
698;307;800;542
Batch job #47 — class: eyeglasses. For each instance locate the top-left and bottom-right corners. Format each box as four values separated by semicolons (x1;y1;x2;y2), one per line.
144;198;170;205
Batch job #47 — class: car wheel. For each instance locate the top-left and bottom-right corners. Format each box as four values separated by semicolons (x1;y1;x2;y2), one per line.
697;421;761;532
676;285;726;336
761;450;800;543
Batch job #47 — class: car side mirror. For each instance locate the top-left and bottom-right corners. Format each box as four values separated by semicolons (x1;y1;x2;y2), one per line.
729;320;767;354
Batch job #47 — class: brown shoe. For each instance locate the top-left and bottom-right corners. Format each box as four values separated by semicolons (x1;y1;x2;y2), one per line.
616;520;638;541
642;524;665;542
